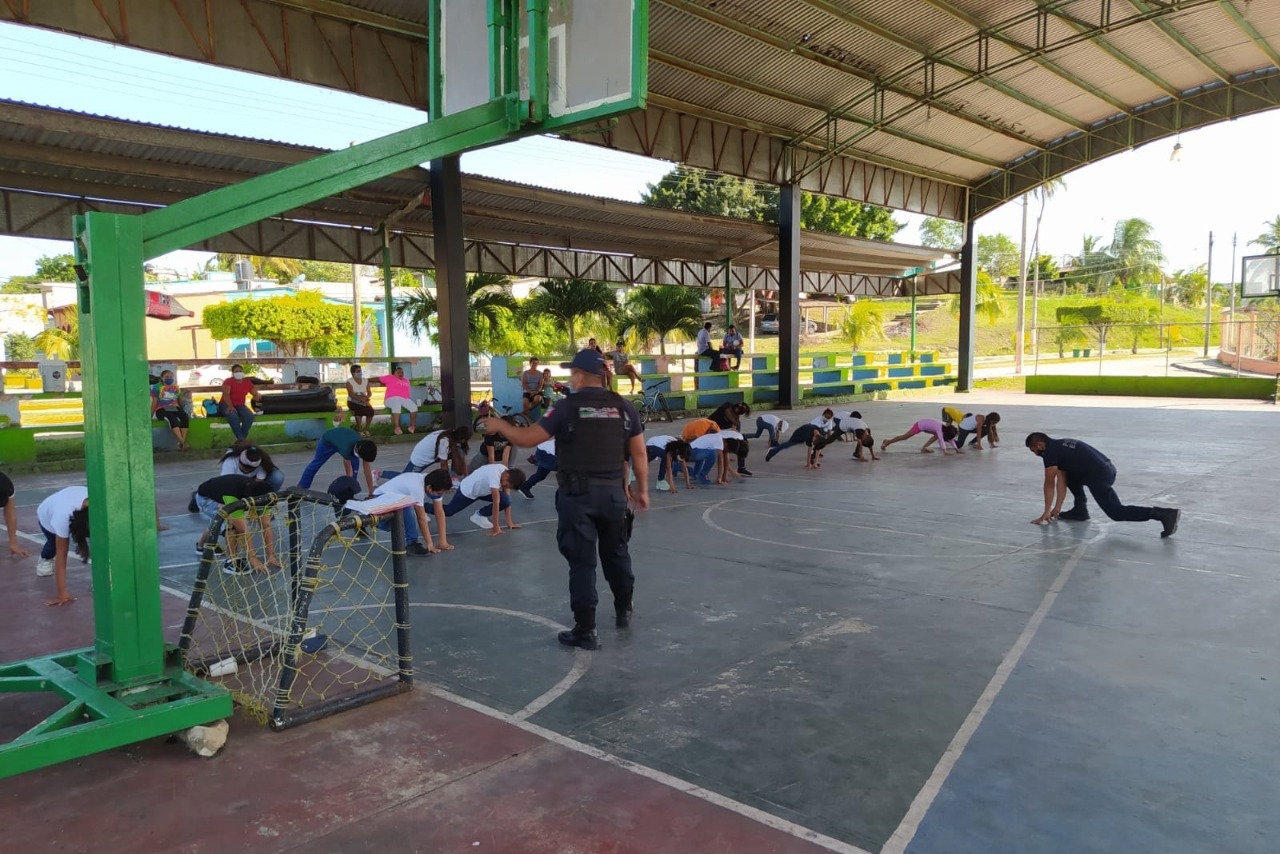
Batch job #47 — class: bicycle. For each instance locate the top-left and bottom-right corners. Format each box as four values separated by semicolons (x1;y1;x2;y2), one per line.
473;398;531;431
634;380;673;423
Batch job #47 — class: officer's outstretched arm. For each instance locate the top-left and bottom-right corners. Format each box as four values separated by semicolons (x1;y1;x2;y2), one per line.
484;419;551;448
628;434;650;509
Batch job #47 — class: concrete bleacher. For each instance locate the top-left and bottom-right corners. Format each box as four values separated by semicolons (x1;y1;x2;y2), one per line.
490;350;956;414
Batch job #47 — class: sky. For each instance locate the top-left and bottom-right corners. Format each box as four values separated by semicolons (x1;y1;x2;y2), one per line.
1;21;1278;283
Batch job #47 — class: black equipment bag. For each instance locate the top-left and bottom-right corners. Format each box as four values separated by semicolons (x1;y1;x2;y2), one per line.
256;387;337;414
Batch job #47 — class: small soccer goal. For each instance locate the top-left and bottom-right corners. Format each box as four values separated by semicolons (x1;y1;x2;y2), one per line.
178;488;413;730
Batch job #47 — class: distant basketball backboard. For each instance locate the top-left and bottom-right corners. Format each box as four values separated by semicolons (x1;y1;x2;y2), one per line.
1241;254;1280;298
434;0;646;132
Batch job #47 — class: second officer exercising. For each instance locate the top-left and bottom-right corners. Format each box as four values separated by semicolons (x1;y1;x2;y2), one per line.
483;349;648;650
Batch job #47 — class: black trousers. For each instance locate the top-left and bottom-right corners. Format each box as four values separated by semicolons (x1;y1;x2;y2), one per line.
956;422;990;447
1067;465;1154;522
556;485;633;620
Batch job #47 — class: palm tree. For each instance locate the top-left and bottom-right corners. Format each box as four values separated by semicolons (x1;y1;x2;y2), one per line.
1107;218;1164;290
523;278;617;350
1251;215;1280;254
1068;234;1113;293
617;286;703;355
393;272;518;353
35;311;79;359
839;301;885;349
946;272;1007;326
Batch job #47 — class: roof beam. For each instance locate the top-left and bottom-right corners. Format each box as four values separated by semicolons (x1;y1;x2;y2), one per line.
1219;0;1280;69
913;0;1135;115
1037;2;1182;98
800;0;1092;130
1125;0;1232;84
661;0;1047;150
651;49;1007;170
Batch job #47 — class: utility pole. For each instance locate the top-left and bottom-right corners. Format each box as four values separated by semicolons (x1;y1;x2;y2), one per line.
351;263;363;357
1203;232;1213;357
1015;194;1029;374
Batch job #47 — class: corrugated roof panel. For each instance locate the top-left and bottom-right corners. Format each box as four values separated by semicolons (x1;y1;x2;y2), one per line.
1173;4;1280;76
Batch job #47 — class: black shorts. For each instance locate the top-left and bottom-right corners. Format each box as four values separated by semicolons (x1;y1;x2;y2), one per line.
348;402;376;417
523;391;543;400
156;408;190;429
0;472;12;508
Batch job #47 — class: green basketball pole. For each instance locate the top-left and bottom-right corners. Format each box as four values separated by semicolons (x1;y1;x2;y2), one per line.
0;0;647;778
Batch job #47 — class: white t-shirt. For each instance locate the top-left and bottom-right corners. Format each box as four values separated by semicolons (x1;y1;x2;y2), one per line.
373;472;430;506
219;457;269;480
690;434;724;451
409;430;449;467
810;415;837;432
696;328;712;350
757;413;790;435
841;417;869;433
646;435;677;449
959;414;978;431
718;429;744;441
536;437;557;454
459;464;506;499
38;486;89;539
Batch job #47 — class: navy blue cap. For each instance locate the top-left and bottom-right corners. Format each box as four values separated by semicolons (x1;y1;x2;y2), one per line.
561;349;607;375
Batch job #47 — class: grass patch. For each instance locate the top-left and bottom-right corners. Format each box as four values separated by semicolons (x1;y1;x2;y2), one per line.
974;376;1026;392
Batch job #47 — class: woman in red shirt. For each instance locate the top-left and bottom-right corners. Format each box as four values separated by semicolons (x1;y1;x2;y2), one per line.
218;365;260;441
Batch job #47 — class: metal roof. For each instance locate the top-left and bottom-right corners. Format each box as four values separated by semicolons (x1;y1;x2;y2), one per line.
0;100;953;296
5;1;1277;221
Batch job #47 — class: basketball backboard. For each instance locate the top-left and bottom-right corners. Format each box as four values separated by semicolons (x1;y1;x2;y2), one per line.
433;0;647;132
1241;254;1280;299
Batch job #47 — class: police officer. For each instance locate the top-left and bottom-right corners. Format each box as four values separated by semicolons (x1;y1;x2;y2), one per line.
483;350;648;650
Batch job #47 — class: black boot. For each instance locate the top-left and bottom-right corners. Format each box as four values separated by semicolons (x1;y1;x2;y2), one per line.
615;601;633;628
559;608;600;650
1155;507;1181;538
1058;505;1090;521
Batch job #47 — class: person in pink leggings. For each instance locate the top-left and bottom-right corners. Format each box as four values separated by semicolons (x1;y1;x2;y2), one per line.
880;418;961;455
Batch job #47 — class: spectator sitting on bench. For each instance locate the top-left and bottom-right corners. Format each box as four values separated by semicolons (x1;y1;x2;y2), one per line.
376;363;419;435
521;357;546;419
695;322;722;371
720;325;744;369
151;368;190;450
218;364;260;441
346;364;375;436
607;341;643;393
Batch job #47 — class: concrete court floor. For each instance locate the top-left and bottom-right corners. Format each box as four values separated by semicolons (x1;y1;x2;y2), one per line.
1;392;1278;854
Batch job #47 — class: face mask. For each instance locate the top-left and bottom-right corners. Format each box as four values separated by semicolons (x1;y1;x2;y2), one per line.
232;371;245;380
161;376;173;384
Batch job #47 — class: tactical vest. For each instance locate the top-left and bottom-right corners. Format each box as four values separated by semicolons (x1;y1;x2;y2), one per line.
556;389;629;489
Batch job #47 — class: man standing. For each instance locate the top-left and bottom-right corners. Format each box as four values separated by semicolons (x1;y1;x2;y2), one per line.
720;325;745;369
695;322;722;370
484;350;648;650
1025;432;1180;537
298;426;378;493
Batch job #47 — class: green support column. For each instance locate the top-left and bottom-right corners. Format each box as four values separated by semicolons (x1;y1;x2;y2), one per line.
723;260;732;328
78;212;165;681
381;227;395;359
910;283;918;354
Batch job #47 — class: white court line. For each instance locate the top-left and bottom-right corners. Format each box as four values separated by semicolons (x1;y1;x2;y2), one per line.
423;682;875;854
880;531;1105;854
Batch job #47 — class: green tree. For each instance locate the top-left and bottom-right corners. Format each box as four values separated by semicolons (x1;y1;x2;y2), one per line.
202;291;356;356
1055;300;1154;356
1107;218;1164;290
35;254;76;282
1168;266;1208;308
207;253;304;284
1250;215;1280;254
1031;254;1059;282
4;332;36;361
295;260;359;282
393;273;519;355
945;272;1007;326
839;301;885;349
0;277;41;294
642;165;903;239
34;312;79;360
919;217;964;249
977;234;1020;282
617;285;704;355
1066;234;1113;293
523;278;617;351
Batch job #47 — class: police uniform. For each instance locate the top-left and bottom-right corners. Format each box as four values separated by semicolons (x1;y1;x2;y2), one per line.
537;382;642;646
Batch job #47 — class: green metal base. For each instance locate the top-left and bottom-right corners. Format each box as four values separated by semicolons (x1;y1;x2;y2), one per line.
0;646;232;779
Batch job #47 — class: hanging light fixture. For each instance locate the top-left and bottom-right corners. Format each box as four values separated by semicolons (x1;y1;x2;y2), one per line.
1170;137;1183;162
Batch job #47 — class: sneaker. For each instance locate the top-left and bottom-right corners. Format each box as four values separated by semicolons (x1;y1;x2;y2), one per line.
187;492;199;513
35;557;54;577
519;488;535;501
469;511;494;531
696;476;713;485
195;542;225;556
737;468;754;477
221;558;250;576
406;541;431;556
1157;507;1181;538
656;479;671;492
765;448;778;462
558;628;601;650
1058;506;1090;521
